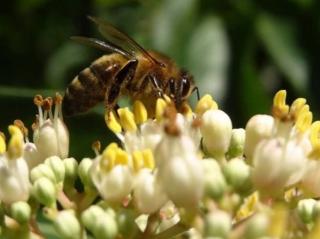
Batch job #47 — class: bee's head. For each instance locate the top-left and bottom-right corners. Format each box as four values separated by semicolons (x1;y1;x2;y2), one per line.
168;70;195;110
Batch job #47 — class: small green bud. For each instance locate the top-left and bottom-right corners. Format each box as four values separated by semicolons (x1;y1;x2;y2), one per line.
30;164;56;183
81;205;105;231
204;210;231;238
78;158;93;187
63;157;78;181
227;128;245;158
223;157;252;193
297;199;316;224
10;201;31;224
116;209;139;238
243;213;269;239
202;159;226;199
54;210;81;239
45;156;65;183
82;205;118;239
32;177;56;206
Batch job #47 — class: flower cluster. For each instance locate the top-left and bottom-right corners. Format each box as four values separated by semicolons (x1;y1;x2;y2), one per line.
2;90;320;239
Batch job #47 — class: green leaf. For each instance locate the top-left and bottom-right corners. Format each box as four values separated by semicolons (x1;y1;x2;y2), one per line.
186;16;230;103
256;14;308;93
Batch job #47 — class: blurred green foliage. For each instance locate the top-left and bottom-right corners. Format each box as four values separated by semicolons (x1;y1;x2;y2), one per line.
1;0;320;160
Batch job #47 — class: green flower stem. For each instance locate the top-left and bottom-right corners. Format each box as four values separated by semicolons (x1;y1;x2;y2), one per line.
141;213;160;239
150;222;190;239
78;189;98;212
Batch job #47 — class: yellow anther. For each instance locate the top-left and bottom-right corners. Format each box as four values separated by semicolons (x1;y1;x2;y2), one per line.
132;150;144;172
142;149;155;170
105;111;122;134
310;121;320;148
115;148;129;165
295;111;312;133
156;98;167;122
133;100;147;125
101;143;118;171
7;125;24;160
118;108;137;132
235;192;259;221
290;98;306;117
163;95;172;103
272;90;289;119
0;132;6;154
195;94;218;116
181;103;193;119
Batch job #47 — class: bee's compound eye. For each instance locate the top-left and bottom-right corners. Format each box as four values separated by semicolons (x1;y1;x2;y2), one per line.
181;78;190;97
169;78;175;97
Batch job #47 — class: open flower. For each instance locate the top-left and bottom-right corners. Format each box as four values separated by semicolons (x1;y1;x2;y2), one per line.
0;125;30;204
31;94;69;167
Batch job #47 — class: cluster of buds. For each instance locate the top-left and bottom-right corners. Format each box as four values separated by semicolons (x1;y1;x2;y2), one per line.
3;90;320;239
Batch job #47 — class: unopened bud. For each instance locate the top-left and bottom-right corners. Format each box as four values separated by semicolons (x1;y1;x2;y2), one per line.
297;199;316;224
223;157;252;193
10;201;31;224
204;210;231;238
45;156;65;183
63;158;78;182
54;210;81;239
243;213;269;239
78;158;94;187
30;164;56;183
227;128;245;158
116;209;139;238
32;177;56;206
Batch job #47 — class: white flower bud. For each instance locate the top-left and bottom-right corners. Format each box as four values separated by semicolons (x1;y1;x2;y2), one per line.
0;156;30;204
227;128;245;158
45;156;65;183
202;159;226;199
32;177;56;206
10;201;31;224
223;157;251;193
78;158;94;187
30;163;56;183
244;115;274;163
156;135;204;208
54;210;81;239
24;142;41;169
252;138;306;196
243;213;269;239
133;169;168;214
300;160;320;197
297;199;316;224
204;210;232;238
201;109;232;159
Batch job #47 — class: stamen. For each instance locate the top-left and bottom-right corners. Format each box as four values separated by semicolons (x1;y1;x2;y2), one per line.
7;125;24;159
101;143;118;171
115;148;129;165
195;94;218;116
235;191;259;221
191;117;202;128
34;95;44;125
43;97;53;120
132;151;144;172
105;111;122;134
155;98;167;122
180;103;193;118
133;100;147;125
13;119;28;140
91;140;101;156
0;131;6;154
117;108;137;132
295;111;312;133
290;98;307;120
272;90;289;120
142;149;155;170
54;93;63;120
308;121;320;159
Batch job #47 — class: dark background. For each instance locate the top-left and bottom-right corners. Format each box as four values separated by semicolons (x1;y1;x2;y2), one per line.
1;0;320;159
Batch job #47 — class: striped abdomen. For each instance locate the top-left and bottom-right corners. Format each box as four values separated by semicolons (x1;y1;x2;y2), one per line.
62;54;126;116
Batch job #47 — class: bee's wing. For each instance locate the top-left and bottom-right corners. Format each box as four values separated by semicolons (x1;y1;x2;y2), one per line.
71;36;133;58
88;16;164;67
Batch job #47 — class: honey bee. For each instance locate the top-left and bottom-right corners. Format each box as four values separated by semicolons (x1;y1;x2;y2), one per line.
63;16;199;117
